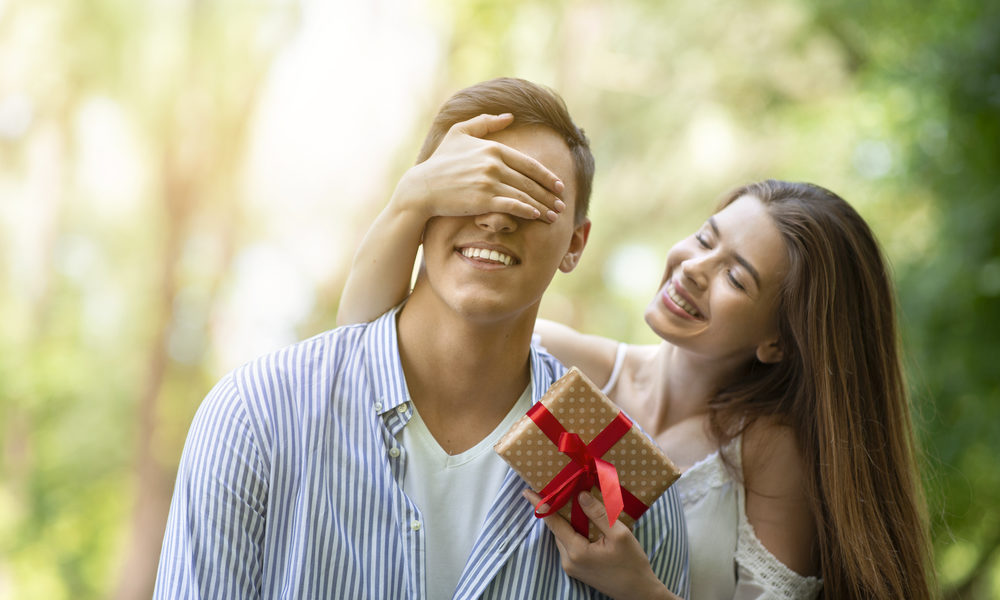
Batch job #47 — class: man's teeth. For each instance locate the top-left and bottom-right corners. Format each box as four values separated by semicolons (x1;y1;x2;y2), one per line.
461;247;514;266
667;283;701;317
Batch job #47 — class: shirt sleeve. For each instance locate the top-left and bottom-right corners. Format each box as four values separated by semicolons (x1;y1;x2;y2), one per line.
153;374;270;599
645;486;691;599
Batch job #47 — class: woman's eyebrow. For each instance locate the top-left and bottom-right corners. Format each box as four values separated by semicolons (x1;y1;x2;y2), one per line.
708;216;762;288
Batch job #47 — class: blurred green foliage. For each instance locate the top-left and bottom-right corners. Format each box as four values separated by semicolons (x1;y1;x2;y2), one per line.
884;4;1000;598
1;0;997;598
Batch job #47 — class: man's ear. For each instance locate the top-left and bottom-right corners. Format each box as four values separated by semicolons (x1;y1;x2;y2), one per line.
755;336;783;364
559;219;591;273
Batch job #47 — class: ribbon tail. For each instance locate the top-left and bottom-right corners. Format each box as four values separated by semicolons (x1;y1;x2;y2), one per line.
594;458;624;528
535;470;586;518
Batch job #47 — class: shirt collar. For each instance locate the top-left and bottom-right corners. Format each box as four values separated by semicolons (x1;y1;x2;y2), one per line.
527;342;555;404
363;304;411;418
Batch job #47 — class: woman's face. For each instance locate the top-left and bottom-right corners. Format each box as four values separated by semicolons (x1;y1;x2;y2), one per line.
644;194;790;365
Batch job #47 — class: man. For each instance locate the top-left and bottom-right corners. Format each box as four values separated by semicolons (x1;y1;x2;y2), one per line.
154;78;689;599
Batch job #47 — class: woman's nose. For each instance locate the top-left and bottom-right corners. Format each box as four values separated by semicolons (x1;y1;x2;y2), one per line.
680;255;710;290
474;212;518;233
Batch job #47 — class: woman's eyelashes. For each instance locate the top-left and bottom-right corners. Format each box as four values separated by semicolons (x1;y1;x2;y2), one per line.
694;225;713;248
727;270;746;291
693;229;749;293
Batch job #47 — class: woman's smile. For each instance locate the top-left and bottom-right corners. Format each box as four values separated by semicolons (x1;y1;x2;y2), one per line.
662;280;704;319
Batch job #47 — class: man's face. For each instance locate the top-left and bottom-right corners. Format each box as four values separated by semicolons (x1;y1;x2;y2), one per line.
417;124;590;325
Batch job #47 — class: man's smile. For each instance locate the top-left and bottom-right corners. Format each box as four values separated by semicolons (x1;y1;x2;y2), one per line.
457;244;520;267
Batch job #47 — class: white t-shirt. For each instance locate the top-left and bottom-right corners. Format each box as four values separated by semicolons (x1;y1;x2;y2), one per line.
400;384;532;600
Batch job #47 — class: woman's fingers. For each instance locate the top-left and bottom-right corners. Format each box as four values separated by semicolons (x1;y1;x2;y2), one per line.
522;490;585;546
577;492;617;535
495;141;565;199
521;489;614;553
448;114;567;219
485;196;543;221
451;113;565;200
494;171;564;221
522;490;631;549
488;186;559;223
448;112;516;139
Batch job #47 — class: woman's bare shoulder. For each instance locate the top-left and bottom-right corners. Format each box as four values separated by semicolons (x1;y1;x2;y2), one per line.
742;420;803;477
533;319;621;388
742;419;819;577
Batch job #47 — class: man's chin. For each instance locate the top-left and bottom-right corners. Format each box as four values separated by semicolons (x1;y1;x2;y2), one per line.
451;297;542;327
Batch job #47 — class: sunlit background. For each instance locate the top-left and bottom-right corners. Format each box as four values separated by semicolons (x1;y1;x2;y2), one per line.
2;0;998;598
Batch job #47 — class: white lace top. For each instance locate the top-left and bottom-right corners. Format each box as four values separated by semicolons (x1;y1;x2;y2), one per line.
675;437;823;599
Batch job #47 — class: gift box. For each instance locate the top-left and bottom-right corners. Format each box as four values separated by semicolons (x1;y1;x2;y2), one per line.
495;366;681;541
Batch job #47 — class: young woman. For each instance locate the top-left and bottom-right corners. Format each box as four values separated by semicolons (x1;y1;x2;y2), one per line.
337;116;935;599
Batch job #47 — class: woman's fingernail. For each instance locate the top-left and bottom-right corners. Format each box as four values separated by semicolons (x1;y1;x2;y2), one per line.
579;492;596;506
546;211;558;223
555;199;566;212
554;180;564;193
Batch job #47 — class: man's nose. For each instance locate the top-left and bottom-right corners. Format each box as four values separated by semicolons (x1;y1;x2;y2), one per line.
474;212;518;233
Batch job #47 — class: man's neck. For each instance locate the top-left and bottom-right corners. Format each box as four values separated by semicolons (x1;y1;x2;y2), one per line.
396;292;536;454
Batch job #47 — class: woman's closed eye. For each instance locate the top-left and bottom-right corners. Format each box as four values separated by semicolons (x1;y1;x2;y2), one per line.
727;270;747;291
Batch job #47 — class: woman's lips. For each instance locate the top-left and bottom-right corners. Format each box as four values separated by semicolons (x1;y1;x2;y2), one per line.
662;281;703;319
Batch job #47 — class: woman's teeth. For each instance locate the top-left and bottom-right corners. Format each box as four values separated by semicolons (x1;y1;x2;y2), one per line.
461;247;514;266
667;282;701;317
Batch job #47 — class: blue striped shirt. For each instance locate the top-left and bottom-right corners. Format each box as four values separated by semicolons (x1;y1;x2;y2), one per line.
154;306;690;599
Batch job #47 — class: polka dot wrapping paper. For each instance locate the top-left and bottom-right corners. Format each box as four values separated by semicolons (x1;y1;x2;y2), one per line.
494;366;681;541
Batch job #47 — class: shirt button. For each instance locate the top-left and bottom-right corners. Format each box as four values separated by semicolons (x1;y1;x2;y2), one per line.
396;404;407;414
373;402;383;412
410;519;422;531
388;446;400;458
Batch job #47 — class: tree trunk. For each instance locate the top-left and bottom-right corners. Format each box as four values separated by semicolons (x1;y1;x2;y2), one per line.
113;168;191;600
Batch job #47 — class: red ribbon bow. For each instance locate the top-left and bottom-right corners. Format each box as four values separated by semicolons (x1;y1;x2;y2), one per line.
527;402;650;537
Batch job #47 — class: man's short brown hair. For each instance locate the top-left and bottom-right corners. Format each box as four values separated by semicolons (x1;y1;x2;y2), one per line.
416;78;594;223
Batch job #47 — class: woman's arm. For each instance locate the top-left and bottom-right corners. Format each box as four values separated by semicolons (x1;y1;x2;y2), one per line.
336;113;567;326
740;422;819;577
533;318;621;388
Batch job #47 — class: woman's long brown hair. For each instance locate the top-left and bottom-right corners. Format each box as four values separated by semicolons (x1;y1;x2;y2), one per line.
709;180;934;598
